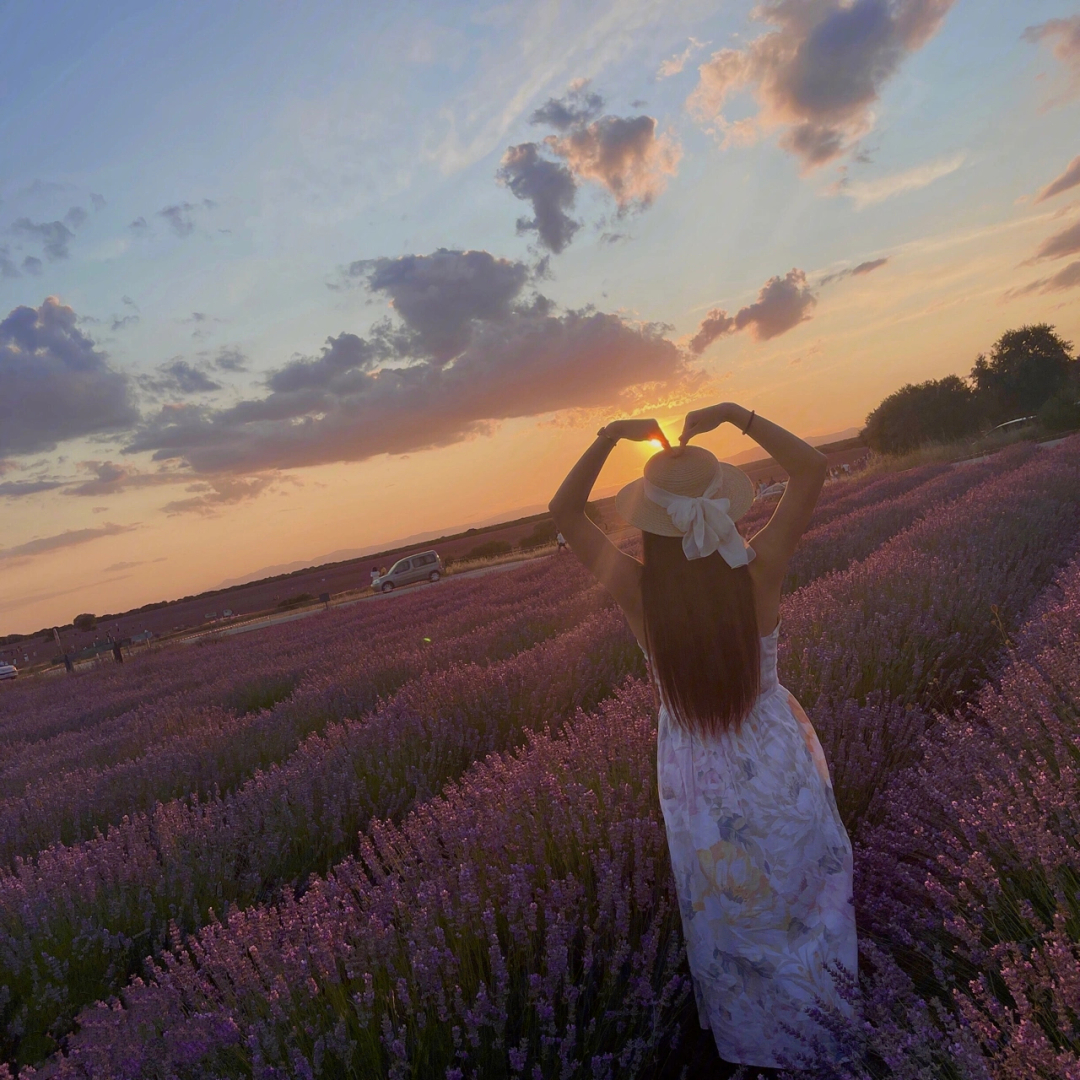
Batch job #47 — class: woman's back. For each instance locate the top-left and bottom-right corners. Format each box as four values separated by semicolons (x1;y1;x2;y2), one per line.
652;620;856;1068
548;403;857;1068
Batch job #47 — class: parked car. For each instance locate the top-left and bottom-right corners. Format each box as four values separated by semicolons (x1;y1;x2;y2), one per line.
990;416;1036;435
373;550;444;593
0;663;17;681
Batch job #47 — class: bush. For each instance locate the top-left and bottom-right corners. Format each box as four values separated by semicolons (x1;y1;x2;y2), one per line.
519;518;557;550
1037;388;1080;433
276;593;314;610
466;539;512;560
72;614;97;632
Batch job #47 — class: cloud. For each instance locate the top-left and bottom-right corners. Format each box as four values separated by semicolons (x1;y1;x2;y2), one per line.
1035;155;1080;203
497;81;680;251
123;249;695;474
110;313;140;332
546;113;681;211
139;358;223;396
1005;259;1080;300
0;522;137;562
90;193;106;212
1023;16;1080;104
103;560;144;572
0;479;65;498
497;143;581;253
128;217;149;235
214;346;248;371
0;297;138;456
1028;219;1080;263
161;475;276;516
156;199;216;237
820;256;890;285
11;217;76;260
830;151;965;207
349;248;531;362
689;268;817;353
21;256;43;276
65;460;187;497
529;79;604;130
64;206;88;230
658;37;708;78
688;0;956;169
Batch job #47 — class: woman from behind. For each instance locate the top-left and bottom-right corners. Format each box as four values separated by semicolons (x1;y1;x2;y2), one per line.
549;403;857;1072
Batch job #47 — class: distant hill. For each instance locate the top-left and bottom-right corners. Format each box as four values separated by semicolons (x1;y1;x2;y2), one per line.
723;427;861;466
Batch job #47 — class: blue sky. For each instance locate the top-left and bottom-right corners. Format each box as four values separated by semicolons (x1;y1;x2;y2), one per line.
2;0;1079;632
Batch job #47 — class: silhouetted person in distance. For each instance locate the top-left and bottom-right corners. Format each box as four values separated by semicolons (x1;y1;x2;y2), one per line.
370;565;379;588
112;641;124;664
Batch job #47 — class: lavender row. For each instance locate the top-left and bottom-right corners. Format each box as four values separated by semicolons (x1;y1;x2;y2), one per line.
36;684;996;1080
4;445;1014;870
0;556;583;758
0;608;643;1067
0;557;590;797
779;438;1080;830
858;550;1080;1078
29;451;1080;1075
16;438;1080;1071
784;443;1038;592
781;437;1080;714
6;447;1015;862
0;584;609;865
737;459;953;538
29;681;686;1080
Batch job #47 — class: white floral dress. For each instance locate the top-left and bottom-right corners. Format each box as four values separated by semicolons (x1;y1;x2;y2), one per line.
651;623;858;1068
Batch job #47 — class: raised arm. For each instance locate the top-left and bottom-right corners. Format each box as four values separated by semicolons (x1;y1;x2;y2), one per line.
679;403;826;582
549;419;668;642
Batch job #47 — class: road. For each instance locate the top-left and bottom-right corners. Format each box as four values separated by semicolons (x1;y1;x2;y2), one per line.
181;552;557;642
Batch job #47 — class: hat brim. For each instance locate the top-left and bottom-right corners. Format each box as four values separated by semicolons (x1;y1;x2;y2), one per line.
615;462;755;536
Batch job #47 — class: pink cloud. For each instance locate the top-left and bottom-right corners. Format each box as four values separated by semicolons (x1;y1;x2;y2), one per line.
690;268;817;353
1034;154;1080;203
688;0;956;169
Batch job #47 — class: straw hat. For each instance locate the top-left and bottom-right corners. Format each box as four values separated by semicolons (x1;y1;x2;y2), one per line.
615;445;754;537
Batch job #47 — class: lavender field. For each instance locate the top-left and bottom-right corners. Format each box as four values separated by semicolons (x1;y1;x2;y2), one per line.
2;437;1079;1079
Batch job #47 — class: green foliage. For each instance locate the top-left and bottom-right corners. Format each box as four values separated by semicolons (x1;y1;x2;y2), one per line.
863;324;1078;454
73;613;97;632
862;375;982;454
970;324;1076;423
277;593;314;610
466;539;513;560
1037;387;1080;433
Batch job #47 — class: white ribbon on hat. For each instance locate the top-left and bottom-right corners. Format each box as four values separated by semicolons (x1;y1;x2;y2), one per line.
644;468;755;566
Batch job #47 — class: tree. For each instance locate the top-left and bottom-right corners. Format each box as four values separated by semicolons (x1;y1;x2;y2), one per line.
862;375;982;454
970;324;1076;424
73;613;97;632
467;539;512;560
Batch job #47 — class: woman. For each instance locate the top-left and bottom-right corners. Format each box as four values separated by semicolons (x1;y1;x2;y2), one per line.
549;402;857;1071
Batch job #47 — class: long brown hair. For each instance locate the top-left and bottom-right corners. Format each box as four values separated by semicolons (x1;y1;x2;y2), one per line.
640;531;760;737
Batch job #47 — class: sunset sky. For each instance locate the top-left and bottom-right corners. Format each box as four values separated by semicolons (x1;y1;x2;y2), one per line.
3;0;1080;634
